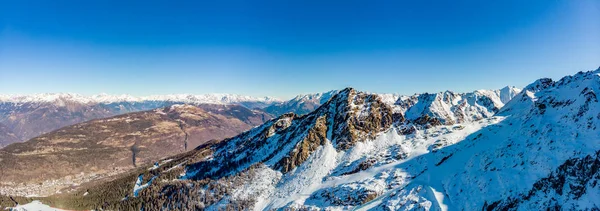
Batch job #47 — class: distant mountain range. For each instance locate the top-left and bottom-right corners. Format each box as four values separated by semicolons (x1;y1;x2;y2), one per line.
0;93;281;105
264;90;339;116
0;93;281;145
0;88;519;149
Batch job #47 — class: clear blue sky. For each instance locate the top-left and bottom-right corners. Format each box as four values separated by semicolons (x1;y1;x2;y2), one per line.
0;0;599;99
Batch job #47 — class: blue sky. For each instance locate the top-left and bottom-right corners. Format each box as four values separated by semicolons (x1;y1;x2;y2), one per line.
0;0;599;99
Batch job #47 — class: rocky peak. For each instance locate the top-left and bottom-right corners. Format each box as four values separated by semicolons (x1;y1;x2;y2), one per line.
524;78;554;92
321;87;395;150
184;86;526;181
184;87;398;178
396;88;517;127
381;68;600;210
20;69;600;211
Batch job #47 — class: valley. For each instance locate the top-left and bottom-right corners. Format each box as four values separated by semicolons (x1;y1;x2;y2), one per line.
0;104;272;197
1;68;599;210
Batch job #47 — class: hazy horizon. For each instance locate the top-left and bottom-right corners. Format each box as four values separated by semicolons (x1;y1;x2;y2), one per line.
0;84;525;101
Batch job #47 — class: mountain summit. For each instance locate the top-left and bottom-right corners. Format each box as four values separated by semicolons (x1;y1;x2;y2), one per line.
19;81;532;210
69;69;600;210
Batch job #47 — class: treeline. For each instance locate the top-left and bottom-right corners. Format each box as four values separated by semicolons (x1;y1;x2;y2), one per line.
0;195;33;209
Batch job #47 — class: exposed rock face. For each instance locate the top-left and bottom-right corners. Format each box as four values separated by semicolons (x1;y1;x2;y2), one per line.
395;87;521;127
275;115;328;173
0;88;517;147
0;104;272;196
2;82;545;210
88;69;598;211
374;68;600;211
184;88;396;179
47;85;521;210
263;88;520;128
195;87;494;178
329;89;395;150
485;150;600;210
307;184;381;206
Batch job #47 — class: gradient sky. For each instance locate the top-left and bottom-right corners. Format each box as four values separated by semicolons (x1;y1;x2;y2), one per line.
1;0;599;99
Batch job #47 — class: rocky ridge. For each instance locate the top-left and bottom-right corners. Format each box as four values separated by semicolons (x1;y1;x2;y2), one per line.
89;69;600;210
84;82;526;210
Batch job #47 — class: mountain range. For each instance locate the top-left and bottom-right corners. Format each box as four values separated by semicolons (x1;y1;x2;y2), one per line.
2;68;596;210
0;87;520;149
0;93;281;146
0;78;531;210
263;90;339;116
109;69;597;210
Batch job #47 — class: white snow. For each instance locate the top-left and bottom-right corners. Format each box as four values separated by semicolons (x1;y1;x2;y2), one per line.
0;93;282;105
429;186;448;211
135;70;600;210
264;141;339;209
397;88;520;125
133;174;157;197
250;117;499;210
10;201;64;211
148;159;173;170
358;69;600;210
177;85;522;210
230;166;282;211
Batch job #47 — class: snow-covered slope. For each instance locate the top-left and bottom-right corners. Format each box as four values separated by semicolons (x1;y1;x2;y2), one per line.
363;68;600;210
10;200;64;211
116;82;526;209
0;87;518;144
264;87;521;120
114;69;600;210
394;86;521;126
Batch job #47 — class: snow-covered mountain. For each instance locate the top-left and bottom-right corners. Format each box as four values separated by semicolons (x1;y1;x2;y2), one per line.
264;87;521;120
168;86;524;210
351;69;600;210
9;65;600;211
0;93;281;107
264;90;339;116
0;87;519;146
52;80;527;210
70;69;600;210
394;86;521;127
